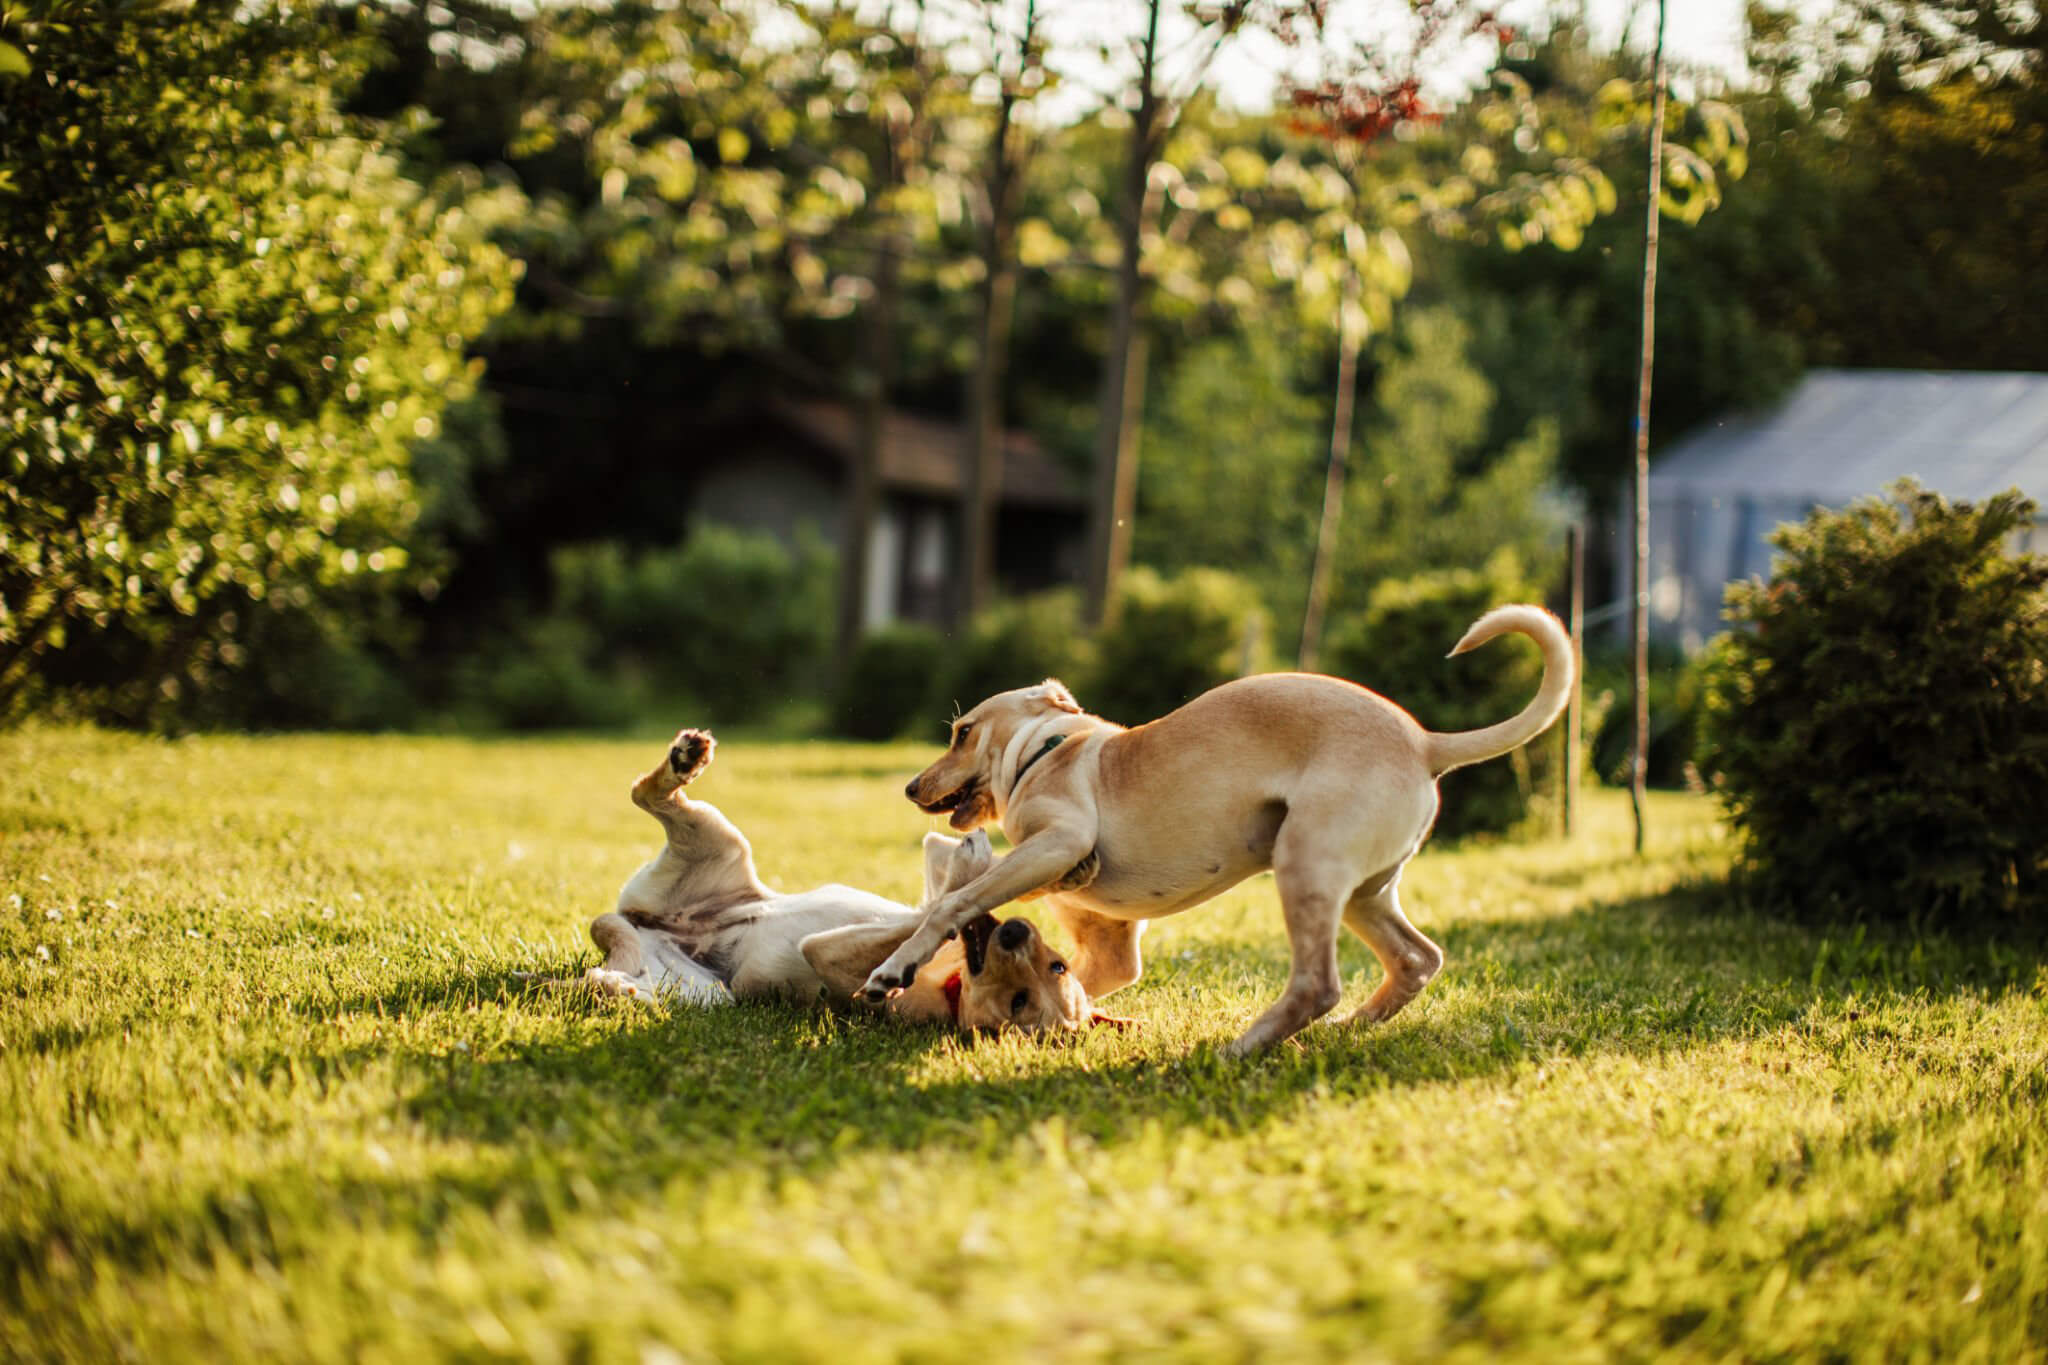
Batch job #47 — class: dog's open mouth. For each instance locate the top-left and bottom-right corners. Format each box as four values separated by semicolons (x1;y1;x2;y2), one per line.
960;913;1000;976
915;779;976;816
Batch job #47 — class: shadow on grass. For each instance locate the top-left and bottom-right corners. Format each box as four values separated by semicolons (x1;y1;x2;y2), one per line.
13;884;2041;1306
385;880;2047;1162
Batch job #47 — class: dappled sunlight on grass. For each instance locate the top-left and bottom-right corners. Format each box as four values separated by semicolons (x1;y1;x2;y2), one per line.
4;728;2045;1360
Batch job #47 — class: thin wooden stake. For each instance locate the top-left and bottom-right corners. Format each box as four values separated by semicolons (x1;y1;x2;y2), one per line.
1629;0;1667;857
1564;522;1584;839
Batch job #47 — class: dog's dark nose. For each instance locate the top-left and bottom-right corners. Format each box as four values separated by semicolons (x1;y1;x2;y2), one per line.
904;778;919;800
996;919;1031;952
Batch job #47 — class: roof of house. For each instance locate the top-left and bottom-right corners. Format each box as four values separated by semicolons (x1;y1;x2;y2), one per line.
1649;369;2048;507
776;400;1085;510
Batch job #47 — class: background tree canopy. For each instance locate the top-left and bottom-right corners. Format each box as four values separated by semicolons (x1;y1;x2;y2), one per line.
0;0;521;725
3;0;2040;742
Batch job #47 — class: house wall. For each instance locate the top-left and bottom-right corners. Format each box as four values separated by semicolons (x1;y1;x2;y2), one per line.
689;434;1088;630
693;449;843;546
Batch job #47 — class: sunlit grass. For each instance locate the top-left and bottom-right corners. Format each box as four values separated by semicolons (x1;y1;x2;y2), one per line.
3;726;2044;1361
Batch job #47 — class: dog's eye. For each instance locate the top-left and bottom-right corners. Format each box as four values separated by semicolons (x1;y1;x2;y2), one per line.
954;723;973;744
1011;989;1030;1014
1049;960;1067;975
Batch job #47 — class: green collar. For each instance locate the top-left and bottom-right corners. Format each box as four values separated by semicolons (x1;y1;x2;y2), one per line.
1010;732;1067;798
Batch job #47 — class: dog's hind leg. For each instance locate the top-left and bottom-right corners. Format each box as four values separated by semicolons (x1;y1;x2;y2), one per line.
631;729;716;826
1336;874;1442;1026
1225;829;1355;1056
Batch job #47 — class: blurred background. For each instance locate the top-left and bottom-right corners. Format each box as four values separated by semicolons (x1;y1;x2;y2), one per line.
4;0;2043;822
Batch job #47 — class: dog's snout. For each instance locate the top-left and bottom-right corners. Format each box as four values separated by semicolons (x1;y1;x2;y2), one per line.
996;919;1031;952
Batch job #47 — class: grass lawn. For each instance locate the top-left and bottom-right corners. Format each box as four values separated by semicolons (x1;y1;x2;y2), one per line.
3;726;2044;1362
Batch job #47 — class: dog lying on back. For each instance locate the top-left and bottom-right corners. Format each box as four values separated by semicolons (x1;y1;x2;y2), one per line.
564;729;1130;1034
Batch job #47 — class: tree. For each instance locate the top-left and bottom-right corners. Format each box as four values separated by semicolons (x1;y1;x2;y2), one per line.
955;0;1048;621
0;1;521;724
1079;0;1247;626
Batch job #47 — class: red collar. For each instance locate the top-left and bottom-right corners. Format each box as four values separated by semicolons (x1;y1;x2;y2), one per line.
941;970;964;1021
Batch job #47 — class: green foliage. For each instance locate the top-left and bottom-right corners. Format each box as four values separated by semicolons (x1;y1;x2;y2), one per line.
1456;18;2048;513
1322;551;1550;839
1134;330;1324;639
1329;309;1564;605
831;623;946;741
944;590;1091;713
0;1;521;726
1132;309;1565;659
550;527;834;725
1084;567;1267;727
1700;481;2048;923
452;617;636;733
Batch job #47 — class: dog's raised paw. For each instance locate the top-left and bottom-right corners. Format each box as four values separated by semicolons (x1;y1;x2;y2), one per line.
668;729;715;781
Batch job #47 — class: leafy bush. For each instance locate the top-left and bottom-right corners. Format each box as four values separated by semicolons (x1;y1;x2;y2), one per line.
945;590;1091;712
1322;550;1553;839
453;618;638;733
1699;481;2048;924
0;3;520;728
183;604;419;733
832;624;946;741
1083;568;1267;727
550;527;833;723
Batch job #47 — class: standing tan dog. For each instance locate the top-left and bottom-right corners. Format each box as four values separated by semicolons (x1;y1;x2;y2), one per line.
861;604;1573;1054
569;728;1126;1033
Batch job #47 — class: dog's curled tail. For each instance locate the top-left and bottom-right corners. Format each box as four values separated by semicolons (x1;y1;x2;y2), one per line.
1423;604;1575;777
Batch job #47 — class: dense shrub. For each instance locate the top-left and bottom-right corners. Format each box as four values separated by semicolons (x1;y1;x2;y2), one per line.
832;624;946;740
1083;568;1268;727
184;604;419;732
1321;550;1553;839
945;590;1091;712
1699;481;2048;924
454;618;638;732
550;527;833;723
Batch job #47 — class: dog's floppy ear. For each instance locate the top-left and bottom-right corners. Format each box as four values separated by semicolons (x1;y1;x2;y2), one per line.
1087;1008;1140;1030
1035;679;1082;714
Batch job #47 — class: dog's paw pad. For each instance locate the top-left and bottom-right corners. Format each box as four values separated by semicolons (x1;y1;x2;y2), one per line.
668;729;715;780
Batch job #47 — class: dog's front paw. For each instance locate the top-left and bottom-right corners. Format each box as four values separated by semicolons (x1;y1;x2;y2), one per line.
668;728;715;783
859;952;924;1003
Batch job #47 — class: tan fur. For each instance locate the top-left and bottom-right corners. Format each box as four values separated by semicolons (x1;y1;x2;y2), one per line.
559;729;1123;1034
877;604;1574;1054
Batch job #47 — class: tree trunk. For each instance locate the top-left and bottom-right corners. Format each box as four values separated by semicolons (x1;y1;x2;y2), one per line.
957;61;1026;626
1297;267;1364;672
837;235;900;670
1629;0;1668;856
1082;0;1163;628
958;258;1014;624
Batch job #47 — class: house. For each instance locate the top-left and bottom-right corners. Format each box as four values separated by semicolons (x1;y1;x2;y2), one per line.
689;400;1088;628
1619;369;2048;650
